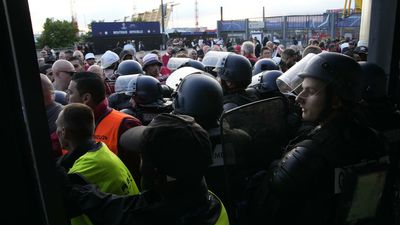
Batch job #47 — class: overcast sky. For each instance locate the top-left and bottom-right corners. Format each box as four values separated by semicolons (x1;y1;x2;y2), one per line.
28;0;346;33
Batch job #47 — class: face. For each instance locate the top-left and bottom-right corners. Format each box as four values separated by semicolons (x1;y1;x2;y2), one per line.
70;59;84;72
261;49;272;58
295;77;327;122
145;64;160;77
66;80;83;104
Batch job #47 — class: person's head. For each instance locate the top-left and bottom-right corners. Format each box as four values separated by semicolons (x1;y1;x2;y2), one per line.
260;46;272;59
359;61;387;100
39;64;54;82
64;50;74;61
68;56;85;72
216;53;252;93
252;58;279;75
52;59;76;91
125;74;164;107
190;49;198;60
142;53;162;77
295;52;362;123
84;53;96;66
56;103;95;149
302;45;322;58
241;41;255;56
120;113;212;190
40;73;55;106
73;50;84;61
100;50;120;70
172;73;223;128
281;48;298;71
119;49;135;61
87;65;105;80
67;72;106;109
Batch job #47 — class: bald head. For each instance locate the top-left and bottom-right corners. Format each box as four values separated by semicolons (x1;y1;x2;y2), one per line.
52;59;75;73
88;64;105;79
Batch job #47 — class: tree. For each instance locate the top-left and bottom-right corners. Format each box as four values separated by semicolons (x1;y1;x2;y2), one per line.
36;18;79;49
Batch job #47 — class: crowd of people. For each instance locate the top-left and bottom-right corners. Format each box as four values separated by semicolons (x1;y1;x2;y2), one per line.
37;35;399;225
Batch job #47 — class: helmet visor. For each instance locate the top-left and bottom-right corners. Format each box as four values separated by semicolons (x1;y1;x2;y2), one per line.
276;53;316;96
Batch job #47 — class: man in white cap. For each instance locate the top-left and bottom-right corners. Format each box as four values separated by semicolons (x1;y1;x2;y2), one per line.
52;59;76;92
100;50;120;81
84;53;96;71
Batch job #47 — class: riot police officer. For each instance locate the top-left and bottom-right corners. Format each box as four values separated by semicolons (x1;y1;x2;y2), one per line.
215;53;259;111
255;52;386;225
121;74;173;125
171;71;251;224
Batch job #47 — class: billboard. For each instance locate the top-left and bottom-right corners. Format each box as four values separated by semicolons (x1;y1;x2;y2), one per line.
91;22;161;37
218;20;246;31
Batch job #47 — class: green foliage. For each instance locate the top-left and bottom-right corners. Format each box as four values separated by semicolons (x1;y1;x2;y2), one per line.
36;18;79;48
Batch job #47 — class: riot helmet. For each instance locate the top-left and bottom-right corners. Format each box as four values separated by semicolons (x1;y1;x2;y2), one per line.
177;59;205;71
250;70;283;93
358;61;387;99
298;52;363;102
252;58;279;75
173;73;223;121
215;53;252;86
116;60;143;76
126;74;164;105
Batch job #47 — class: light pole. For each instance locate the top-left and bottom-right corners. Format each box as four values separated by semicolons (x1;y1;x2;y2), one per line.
161;0;166;50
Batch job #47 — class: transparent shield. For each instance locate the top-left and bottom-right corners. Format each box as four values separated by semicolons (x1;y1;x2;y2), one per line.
202;51;231;68
276;53;316;95
166;57;190;71
115;74;139;93
165;67;202;91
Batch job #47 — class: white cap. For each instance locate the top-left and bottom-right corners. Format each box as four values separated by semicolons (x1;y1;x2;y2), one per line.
100;50;120;69
273;39;280;44
85;53;95;60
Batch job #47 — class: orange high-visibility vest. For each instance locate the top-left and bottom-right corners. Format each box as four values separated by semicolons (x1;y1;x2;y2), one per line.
94;109;132;155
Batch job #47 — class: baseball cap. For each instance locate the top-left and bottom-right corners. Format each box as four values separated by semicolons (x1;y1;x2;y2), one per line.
85;53;95;60
100;50;120;69
142;53;162;70
120;113;212;180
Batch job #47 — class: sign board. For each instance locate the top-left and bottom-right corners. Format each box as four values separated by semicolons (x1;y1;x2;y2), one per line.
92;22;161;37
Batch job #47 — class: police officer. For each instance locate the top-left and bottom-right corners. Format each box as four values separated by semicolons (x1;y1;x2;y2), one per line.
257;52;386;225
216;53;259;111
171;72;251;223
121;74;173;125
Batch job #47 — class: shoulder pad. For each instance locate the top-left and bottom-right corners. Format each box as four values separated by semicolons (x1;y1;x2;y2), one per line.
270;143;326;195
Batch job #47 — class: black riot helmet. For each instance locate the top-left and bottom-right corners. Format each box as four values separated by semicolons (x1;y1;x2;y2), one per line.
298;52;363;103
252;70;283;93
116;60;143;76
177;59;205;71
126;74;164;105
358;61;387;99
216;53;252;86
252;58;280;75
173;73;223;122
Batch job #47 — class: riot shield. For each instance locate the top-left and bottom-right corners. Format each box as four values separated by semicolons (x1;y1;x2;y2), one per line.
219;97;289;223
